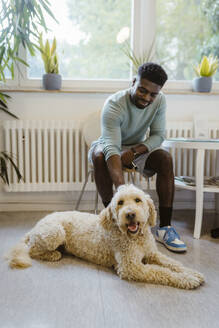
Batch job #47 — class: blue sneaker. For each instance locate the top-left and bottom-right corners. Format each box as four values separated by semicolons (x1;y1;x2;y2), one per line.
155;226;187;252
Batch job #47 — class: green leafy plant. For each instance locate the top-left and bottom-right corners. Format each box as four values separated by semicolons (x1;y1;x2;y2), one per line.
0;0;57;185
0;93;18;119
0;0;57;80
39;33;59;74
0;92;20;184
122;40;155;75
0;151;22;185
0;0;58;117
194;55;219;77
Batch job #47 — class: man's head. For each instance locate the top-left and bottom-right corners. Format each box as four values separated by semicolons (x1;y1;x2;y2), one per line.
130;62;168;109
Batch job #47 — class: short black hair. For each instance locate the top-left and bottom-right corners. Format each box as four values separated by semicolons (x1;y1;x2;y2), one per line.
137;62;168;87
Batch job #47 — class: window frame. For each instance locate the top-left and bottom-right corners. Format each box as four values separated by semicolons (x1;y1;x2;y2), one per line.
1;0;219;93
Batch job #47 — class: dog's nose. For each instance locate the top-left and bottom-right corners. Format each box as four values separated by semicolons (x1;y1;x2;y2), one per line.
126;212;136;220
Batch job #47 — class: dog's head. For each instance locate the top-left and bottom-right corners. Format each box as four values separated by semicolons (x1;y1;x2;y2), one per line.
100;184;156;236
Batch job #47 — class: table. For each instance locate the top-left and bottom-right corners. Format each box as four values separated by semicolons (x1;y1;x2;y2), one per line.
163;138;219;239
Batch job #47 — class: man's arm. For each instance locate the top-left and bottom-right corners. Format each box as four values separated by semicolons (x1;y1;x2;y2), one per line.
101;100;122;161
101;100;125;188
106;155;125;188
142;95;166;152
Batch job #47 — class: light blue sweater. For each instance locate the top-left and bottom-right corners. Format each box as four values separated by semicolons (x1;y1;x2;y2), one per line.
89;88;166;161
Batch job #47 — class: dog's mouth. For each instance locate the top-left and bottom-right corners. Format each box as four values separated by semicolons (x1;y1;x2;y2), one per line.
126;222;139;234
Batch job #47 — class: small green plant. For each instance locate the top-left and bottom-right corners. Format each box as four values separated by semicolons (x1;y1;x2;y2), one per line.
39;33;59;74
122;40;155;75
0;151;22;185
194;55;219;77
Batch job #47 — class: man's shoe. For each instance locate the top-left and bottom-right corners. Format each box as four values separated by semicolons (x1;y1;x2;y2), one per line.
155;226;187;252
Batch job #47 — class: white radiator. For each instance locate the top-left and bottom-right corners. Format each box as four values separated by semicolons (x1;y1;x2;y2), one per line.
3;120;219;192
4;120;88;191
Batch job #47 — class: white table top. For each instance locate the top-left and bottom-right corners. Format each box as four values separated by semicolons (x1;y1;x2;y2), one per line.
163;138;219;150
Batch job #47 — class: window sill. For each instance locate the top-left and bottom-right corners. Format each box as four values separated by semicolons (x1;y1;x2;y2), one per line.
164;89;219;95
1;79;219;95
1;87;219;96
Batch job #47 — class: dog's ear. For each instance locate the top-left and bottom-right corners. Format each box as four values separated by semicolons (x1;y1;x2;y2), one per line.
146;197;157;227
99;206;113;230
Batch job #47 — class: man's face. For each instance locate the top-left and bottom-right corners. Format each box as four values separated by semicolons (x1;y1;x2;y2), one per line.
130;77;161;109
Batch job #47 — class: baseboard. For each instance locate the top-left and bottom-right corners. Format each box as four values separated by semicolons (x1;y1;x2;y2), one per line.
0;200;97;212
0;199;216;212
0;188;216;212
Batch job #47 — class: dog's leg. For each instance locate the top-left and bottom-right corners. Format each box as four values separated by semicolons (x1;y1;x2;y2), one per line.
147;251;204;284
29;245;62;261
28;223;66;262
115;253;202;289
147;251;185;272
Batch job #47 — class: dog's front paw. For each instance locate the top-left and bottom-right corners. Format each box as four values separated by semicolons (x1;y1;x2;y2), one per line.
183;268;205;285
177;273;203;290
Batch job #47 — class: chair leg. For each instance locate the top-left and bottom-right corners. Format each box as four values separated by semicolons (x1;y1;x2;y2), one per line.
130;172;135;184
147;177;150;190
75;171;92;211
94;189;98;214
215;194;219;214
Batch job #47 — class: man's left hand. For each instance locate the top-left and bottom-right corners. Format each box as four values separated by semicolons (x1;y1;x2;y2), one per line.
121;149;135;168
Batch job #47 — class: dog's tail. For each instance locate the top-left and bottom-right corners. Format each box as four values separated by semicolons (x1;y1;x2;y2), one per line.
4;235;32;269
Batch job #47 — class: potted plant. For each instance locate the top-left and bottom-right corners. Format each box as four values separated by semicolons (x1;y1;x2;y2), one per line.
122;40;155;75
192;54;219;92
39;33;62;90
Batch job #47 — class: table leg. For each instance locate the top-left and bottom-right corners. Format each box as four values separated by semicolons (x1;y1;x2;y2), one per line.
216;194;219;214
194;149;205;239
215;153;219;214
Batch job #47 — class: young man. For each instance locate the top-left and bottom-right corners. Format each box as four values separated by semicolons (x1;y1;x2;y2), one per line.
88;62;187;252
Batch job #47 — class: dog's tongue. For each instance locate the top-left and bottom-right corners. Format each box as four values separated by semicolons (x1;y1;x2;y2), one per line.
128;223;138;232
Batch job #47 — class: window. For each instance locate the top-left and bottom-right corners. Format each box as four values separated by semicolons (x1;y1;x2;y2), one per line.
28;0;131;80
3;0;219;92
156;0;219;81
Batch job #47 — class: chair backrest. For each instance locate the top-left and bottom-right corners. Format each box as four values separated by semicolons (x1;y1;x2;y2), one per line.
81;110;101;147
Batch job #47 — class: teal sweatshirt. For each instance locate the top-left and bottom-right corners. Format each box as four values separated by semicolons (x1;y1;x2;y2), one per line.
90;88;166;161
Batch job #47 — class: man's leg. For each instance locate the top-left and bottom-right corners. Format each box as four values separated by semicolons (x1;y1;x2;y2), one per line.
145;149;187;252
145;149;174;227
92;146;113;207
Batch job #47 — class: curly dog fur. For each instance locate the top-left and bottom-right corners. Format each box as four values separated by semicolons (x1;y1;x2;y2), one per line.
5;184;204;289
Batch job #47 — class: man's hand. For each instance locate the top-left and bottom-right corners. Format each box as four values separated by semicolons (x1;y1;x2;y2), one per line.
121;149;135;168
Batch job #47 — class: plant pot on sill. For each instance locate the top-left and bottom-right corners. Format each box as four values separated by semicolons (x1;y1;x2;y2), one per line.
42;73;62;90
192;76;212;93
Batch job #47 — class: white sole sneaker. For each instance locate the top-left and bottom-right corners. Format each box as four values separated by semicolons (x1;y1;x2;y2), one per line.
155;234;187;252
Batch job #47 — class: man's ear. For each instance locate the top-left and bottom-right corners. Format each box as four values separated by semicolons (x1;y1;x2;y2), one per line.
99;206;113;230
146;197;157;227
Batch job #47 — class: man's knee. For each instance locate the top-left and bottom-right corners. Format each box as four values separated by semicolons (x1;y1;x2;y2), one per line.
92;150;106;167
154;150;173;174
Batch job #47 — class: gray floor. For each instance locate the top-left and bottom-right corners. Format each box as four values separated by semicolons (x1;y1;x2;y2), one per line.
0;210;219;328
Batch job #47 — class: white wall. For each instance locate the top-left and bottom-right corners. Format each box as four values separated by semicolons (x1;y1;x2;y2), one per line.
1;92;219;121
0;91;218;211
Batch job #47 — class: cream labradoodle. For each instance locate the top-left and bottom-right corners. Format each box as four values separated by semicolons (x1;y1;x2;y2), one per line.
5;184;204;289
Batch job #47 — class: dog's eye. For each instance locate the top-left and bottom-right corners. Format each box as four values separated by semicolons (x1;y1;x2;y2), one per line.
135;198;141;203
118;200;124;206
